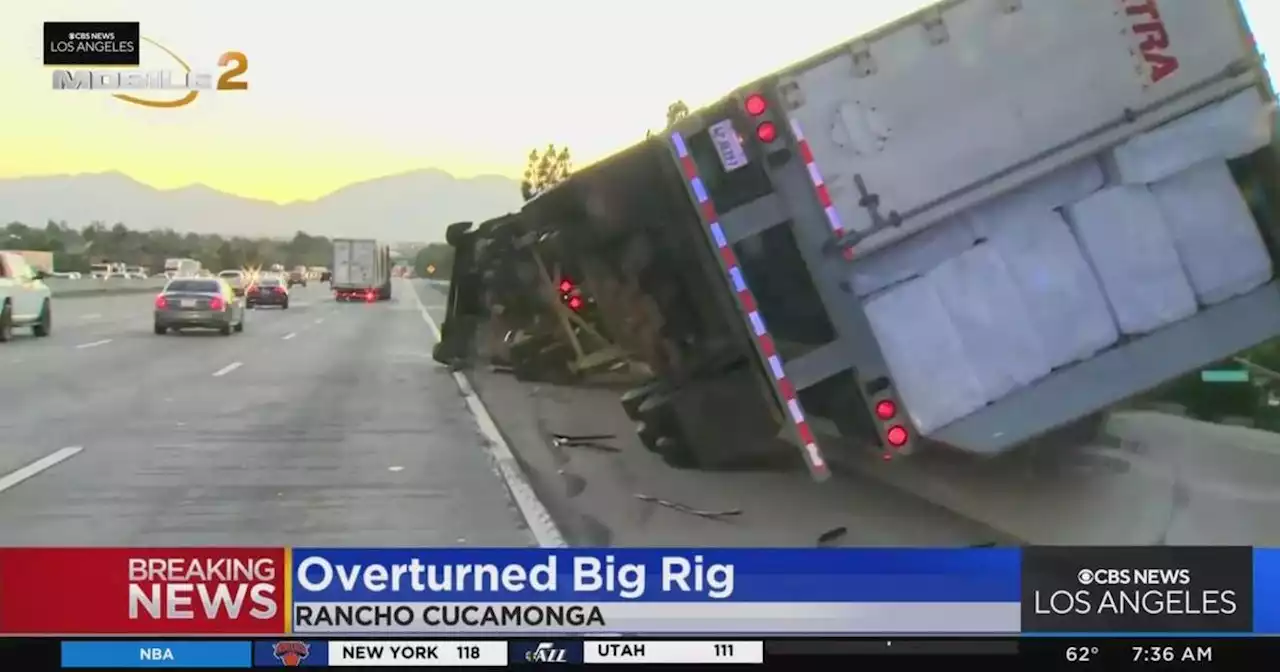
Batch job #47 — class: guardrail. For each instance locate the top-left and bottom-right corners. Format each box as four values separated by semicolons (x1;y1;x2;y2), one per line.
44;277;169;297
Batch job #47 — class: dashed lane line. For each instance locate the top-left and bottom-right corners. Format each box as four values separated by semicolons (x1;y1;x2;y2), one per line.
212;361;243;377
0;446;84;494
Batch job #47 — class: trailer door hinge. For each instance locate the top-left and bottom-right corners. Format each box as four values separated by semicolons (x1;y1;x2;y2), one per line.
778;79;804;111
921;9;949;46
849;41;877;78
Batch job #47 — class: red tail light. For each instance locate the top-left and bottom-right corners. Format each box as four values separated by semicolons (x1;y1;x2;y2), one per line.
874;400;897;420
559;279;574;293
567;296;584;311
365;290;375;301
209;296;225;311
154;295;167;309
756;121;778;143
744;93;767;116
274;286;285;294
885;425;909;448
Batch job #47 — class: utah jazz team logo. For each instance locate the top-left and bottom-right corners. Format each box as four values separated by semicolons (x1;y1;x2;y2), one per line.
273;641;311;667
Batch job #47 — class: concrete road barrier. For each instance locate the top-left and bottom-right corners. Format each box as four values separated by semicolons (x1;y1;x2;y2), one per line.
44;277;169;297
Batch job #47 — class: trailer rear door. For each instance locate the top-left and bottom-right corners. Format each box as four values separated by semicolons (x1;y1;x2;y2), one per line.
781;0;1260;255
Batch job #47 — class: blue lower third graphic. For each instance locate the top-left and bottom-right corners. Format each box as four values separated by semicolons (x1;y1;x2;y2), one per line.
60;641;251;668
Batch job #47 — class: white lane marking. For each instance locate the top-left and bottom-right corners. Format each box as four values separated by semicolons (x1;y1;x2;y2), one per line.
80;313;102;320
405;279;566;548
281;332;297;340
314;318;325;324
388;465;404;472
76;339;112;349
212;361;243;377
0;446;84;494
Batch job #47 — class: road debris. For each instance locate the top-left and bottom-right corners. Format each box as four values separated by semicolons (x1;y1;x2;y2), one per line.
552;433;622;453
633;493;742;520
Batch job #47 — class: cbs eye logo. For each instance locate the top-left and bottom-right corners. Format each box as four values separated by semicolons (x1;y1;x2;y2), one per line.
50;36;249;109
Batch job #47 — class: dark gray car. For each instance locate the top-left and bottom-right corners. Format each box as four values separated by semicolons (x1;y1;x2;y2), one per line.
154;278;246;335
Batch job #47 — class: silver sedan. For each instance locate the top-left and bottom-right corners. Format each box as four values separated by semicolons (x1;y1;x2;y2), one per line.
154;277;246;335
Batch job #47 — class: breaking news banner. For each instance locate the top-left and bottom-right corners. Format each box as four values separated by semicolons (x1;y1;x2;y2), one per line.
0;547;1016;636
43;21;140;67
0;546;1274;668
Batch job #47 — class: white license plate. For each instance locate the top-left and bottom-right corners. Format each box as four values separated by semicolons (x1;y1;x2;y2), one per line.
710;119;749;172
180;299;196;308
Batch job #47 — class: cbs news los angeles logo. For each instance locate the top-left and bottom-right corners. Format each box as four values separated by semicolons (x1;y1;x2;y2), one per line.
45;21;248;109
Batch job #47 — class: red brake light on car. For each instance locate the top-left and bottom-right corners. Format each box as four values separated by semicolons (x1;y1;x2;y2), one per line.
885;425;909;447
744;93;767;117
756;121;778;143
208;296;225;311
559;279;573;293
567;296;584;311
274;286;285;294
874;400;897;420
154;295;167;309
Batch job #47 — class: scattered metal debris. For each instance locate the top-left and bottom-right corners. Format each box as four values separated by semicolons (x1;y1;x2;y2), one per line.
633;493;742;520
553;433;617;443
816;526;848;546
552;433;621;453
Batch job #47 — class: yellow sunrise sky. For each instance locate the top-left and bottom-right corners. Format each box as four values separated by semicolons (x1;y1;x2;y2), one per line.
0;1;1276;204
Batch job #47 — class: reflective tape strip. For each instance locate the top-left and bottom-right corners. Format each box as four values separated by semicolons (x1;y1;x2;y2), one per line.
670;130;829;477
789;118;854;260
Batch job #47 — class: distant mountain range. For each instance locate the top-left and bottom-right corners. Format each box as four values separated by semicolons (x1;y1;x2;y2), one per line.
0;169;525;243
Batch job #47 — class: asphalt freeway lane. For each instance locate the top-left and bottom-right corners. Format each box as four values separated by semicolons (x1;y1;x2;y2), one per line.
0;282;535;546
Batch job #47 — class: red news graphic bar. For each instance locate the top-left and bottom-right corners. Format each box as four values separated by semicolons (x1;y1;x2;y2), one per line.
0;548;287;634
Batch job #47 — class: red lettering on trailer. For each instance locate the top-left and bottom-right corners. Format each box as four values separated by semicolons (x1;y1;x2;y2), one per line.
1123;0;1180;83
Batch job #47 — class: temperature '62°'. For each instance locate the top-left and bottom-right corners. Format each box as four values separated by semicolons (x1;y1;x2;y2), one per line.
1065;645;1099;663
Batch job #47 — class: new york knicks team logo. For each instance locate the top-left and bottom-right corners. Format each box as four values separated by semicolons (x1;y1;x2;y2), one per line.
273;641;311;667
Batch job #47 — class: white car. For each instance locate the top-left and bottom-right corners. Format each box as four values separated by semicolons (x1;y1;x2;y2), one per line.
0;251;52;341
